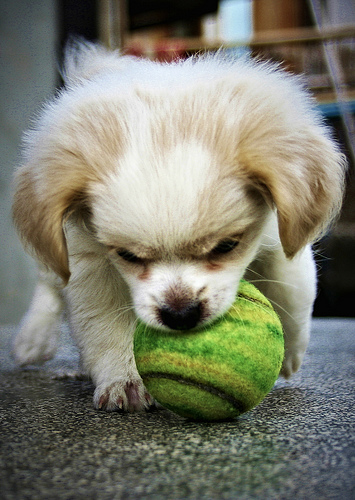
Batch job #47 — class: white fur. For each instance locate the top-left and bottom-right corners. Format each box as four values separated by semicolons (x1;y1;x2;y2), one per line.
12;42;346;412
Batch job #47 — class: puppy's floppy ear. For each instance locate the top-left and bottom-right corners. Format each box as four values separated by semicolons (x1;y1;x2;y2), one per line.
13;42;124;284
228;64;347;259
13;153;93;284
241;126;346;257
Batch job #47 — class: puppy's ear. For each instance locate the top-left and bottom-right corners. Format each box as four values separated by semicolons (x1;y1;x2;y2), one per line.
12;156;92;284
240;125;346;258
217;61;347;258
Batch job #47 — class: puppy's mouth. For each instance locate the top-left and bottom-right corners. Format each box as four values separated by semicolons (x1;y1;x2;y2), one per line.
157;301;206;331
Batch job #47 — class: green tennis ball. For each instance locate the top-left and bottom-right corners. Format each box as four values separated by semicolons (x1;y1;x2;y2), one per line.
134;280;284;421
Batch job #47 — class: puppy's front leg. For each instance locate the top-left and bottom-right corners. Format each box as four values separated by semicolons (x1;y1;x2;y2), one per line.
64;239;152;412
246;244;317;378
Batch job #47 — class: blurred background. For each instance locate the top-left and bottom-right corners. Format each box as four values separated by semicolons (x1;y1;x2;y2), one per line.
1;0;354;324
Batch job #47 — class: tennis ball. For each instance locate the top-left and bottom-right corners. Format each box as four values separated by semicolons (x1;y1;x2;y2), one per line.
134;280;284;421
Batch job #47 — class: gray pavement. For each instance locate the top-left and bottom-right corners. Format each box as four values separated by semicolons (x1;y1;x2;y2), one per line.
1;318;354;500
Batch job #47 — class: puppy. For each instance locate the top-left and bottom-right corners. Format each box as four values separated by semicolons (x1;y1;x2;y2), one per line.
12;42;345;412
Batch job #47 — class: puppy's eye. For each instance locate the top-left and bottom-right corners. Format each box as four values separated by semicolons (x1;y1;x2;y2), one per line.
210;240;239;256
117;250;143;264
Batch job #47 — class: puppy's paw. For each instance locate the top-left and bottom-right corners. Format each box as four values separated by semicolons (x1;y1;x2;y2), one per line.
93;378;154;412
12;318;59;366
280;348;305;379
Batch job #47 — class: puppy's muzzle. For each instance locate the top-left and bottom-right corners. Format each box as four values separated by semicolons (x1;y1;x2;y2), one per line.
159;302;202;331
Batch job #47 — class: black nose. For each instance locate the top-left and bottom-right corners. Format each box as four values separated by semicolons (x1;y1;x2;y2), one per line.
160;303;202;331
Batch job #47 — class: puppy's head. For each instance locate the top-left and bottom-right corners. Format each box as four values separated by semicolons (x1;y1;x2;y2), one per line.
91;141;271;330
13;44;346;330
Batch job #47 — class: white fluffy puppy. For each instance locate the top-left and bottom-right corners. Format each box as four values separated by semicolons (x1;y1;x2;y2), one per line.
13;42;345;412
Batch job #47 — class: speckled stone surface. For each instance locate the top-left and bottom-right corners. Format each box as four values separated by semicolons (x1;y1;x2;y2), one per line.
1;319;354;500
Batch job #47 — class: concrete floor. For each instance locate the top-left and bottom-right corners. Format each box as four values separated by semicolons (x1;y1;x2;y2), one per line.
1;318;354;500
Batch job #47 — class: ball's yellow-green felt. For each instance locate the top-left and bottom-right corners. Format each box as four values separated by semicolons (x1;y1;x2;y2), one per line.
134;280;284;421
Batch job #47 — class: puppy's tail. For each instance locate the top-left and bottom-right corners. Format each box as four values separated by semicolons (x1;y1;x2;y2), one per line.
61;38;131;88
